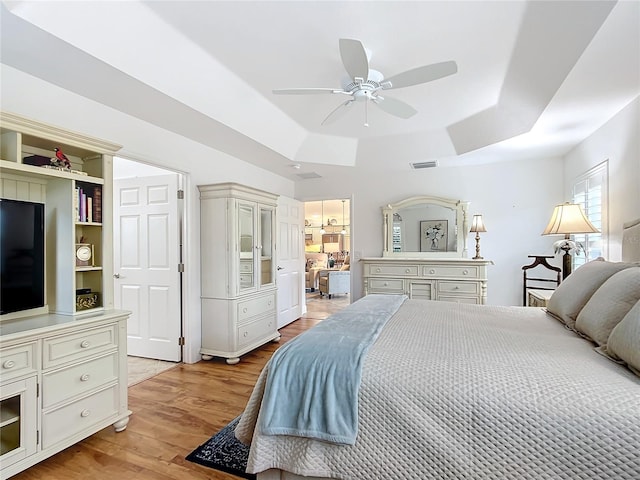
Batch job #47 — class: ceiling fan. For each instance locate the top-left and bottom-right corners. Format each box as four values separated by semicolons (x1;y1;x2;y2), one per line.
273;38;458;126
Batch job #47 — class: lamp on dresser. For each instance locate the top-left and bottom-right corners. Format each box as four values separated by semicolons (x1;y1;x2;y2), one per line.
542;202;599;279
469;214;487;260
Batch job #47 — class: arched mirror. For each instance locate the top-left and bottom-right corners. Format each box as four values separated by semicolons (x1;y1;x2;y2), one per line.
382;196;469;258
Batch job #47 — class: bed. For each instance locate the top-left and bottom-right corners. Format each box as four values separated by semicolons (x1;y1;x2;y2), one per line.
236;219;640;480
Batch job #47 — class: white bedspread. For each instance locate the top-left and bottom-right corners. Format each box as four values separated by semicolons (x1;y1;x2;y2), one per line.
236;299;640;480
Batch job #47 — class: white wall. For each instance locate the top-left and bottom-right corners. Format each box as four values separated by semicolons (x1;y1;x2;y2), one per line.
295;157;565;306
563;96;640;260
1;65;296;364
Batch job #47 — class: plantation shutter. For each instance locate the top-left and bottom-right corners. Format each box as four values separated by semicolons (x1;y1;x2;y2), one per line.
572;161;608;268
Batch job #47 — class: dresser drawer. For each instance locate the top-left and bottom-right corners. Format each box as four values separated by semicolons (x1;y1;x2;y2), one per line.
422;265;480;279
43;324;118;369
439;296;479;304
0;342;37;381
409;282;433;300
438;281;479;295
238;315;276;348
41;384;119;449
42;353;118;408
366;264;418;277
237;294;275;322
368;278;405;294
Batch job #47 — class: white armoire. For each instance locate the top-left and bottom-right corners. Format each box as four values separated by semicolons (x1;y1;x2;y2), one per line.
198;183;280;364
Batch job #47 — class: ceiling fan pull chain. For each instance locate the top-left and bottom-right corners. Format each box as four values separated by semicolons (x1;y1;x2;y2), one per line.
364;99;369;127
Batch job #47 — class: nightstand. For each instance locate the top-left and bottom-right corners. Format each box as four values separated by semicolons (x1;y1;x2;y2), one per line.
527;289;554;307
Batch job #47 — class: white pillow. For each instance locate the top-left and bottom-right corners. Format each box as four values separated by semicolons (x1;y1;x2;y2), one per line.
575;267;640;345
546;258;634;330
606;299;640;376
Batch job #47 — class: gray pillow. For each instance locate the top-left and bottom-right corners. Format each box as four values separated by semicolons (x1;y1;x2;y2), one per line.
546;258;634;330
607;299;640;376
575;267;640;345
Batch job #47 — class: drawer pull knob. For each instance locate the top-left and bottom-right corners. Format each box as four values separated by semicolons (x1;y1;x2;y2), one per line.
81;409;91;418
405;269;410;273
268;301;272;306
243;308;248;313
3;360;15;369
429;269;435;274
80;340;91;348
463;269;469;275
80;374;90;382
383;282;388;286
243;332;248;337
454;286;460;290
375;268;381;273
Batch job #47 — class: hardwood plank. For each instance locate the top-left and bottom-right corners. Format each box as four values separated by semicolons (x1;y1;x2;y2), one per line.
9;294;344;479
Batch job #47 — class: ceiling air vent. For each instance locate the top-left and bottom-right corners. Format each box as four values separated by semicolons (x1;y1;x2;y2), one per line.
410;160;438;169
296;172;322;180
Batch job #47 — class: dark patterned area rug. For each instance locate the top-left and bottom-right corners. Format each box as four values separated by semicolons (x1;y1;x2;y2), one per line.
186;416;256;479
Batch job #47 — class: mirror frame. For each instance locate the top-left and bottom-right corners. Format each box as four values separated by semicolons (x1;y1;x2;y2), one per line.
382;195;470;258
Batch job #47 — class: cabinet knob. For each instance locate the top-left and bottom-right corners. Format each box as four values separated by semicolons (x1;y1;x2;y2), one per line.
243;308;248;313
80;340;91;348
405;269;410;273
454;286;460;290
375;268;381;273
243;331;248;337
429;269;435;274
3;360;15;369
383;282;388;286
80;373;90;382
268;301;272;306
463;269;469;275
80;409;91;418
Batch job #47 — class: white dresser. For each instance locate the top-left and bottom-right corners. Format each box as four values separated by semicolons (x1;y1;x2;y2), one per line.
0;310;130;479
198;183;280;364
362;257;492;304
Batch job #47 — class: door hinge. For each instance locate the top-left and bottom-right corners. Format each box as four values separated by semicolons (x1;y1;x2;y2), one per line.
178;263;184;273
37;383;40;397
37;430;40;445
178;336;185;346
177;189;184;199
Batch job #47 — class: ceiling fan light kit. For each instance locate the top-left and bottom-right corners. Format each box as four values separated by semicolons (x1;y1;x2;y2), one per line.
273;38;457;126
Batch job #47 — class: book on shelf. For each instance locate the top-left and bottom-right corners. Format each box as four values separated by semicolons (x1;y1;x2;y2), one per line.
92;186;102;223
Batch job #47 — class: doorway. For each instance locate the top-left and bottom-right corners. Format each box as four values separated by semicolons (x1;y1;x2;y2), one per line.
113;157;184;362
304;198;351;307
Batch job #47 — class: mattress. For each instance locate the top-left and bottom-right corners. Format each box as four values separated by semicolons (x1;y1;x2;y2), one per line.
236;298;640;480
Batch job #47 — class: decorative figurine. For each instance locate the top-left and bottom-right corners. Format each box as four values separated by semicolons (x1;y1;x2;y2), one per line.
52;147;71;170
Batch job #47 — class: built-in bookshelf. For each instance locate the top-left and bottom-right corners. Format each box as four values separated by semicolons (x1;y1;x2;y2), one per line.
0;112;130;479
0;111;119;318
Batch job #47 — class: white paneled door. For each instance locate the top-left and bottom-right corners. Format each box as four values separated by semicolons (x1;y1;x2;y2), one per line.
276;196;305;328
113;174;181;361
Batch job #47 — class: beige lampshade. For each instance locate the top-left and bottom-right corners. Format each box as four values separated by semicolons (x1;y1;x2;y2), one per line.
469;214;487;233
542;203;599;235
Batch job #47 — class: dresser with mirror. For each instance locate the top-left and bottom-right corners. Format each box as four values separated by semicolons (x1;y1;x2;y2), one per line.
362;196;492;304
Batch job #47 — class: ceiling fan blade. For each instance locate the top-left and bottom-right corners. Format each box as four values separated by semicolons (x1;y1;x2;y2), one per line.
373;95;418;119
382;61;458;90
321;100;354;125
273;88;343;95
339;39;369;80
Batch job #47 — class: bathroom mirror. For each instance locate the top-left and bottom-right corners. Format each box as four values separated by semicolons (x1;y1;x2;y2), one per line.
382;196;469;258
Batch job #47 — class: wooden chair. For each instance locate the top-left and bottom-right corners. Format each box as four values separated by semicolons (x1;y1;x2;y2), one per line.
522;255;561;306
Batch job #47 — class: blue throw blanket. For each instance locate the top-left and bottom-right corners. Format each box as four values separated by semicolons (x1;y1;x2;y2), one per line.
259;294;407;445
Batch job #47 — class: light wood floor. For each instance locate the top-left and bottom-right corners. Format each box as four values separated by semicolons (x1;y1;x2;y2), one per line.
12;292;349;480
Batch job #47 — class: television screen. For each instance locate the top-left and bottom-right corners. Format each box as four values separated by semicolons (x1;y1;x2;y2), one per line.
0;198;45;315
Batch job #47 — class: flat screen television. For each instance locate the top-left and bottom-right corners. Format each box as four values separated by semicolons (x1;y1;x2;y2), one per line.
0;198;45;315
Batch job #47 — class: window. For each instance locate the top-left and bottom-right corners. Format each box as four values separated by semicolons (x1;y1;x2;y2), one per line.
572;161;608;268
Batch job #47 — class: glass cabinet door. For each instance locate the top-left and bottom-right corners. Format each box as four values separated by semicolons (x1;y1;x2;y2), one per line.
259;206;274;286
238;203;255;290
